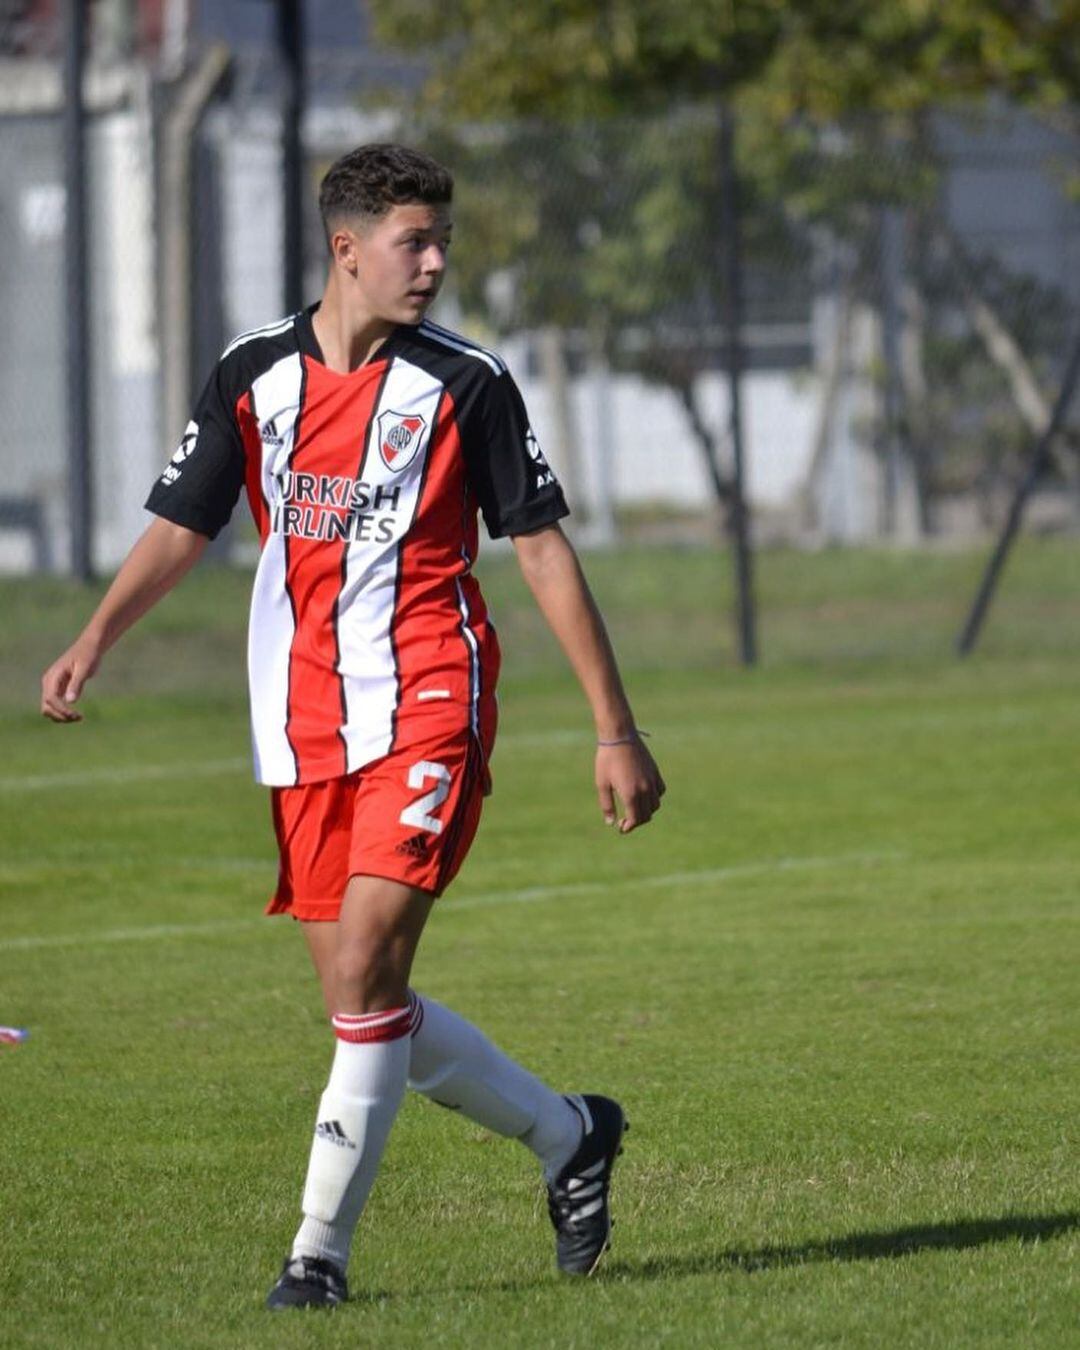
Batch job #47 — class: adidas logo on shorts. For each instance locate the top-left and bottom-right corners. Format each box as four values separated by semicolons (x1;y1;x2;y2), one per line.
395;833;430;860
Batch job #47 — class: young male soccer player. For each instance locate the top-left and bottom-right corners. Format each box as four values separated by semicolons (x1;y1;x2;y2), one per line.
41;143;665;1309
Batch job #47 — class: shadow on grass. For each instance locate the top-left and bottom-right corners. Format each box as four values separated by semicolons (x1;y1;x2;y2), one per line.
604;1211;1080;1282
367;1211;1080;1305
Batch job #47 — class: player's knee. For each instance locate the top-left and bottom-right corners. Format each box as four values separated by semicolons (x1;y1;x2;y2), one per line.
333;936;409;1011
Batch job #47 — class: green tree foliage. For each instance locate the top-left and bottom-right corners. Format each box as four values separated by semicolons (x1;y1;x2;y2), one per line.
370;1;1080;121
416;112;813;507
370;1;1080;525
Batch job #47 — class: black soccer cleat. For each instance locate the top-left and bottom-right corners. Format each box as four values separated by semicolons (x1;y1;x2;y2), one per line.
265;1254;348;1310
547;1093;627;1276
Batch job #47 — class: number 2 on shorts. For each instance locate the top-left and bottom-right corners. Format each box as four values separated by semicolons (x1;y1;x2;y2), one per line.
399;761;452;835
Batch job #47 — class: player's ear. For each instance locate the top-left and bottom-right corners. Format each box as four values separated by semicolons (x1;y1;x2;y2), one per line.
330;225;359;276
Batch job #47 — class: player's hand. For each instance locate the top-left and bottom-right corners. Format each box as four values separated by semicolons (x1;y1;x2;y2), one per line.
40;636;102;723
595;736;666;834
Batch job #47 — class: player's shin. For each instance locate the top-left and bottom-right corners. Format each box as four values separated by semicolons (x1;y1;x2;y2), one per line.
291;1006;411;1270
406;990;581;1179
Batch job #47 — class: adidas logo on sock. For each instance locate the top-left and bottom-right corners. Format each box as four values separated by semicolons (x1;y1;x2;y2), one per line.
316;1119;357;1150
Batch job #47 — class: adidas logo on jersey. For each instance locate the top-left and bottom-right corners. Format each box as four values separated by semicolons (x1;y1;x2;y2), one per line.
315;1119;356;1150
395;832;430;860
261;417;285;449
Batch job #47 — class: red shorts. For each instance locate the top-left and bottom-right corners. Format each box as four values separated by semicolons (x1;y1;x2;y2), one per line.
266;709;495;922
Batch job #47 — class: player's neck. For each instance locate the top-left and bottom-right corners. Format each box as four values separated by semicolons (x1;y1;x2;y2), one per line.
312;285;394;374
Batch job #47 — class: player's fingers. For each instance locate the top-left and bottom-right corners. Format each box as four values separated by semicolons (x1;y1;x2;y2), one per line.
41;669;62;715
637;774;667;827
41;665;82;722
597;781;617;826
619;788;653;833
41;692;82;722
65;665;86;704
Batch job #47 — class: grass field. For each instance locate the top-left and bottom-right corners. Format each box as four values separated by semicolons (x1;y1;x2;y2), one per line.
1;538;1078;1348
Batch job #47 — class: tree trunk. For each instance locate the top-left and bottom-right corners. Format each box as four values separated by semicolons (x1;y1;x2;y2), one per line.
938;222;1076;484
676;375;731;515
900;269;935;534
800;267;855;534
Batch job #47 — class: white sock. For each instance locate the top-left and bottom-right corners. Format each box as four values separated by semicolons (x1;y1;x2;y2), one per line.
406;990;582;1180
290;1005;412;1271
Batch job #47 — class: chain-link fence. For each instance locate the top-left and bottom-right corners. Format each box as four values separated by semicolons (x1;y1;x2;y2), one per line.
2;8;1079;572
0;1;161;574
402;108;1080;549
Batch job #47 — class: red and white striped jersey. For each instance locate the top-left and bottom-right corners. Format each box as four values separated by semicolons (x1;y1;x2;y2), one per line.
145;308;568;786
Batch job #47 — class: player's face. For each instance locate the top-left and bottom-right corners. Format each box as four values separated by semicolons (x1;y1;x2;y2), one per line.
350;202;452;326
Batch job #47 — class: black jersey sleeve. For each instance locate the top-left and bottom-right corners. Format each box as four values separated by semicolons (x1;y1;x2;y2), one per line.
462;368;569;539
144;358;246;539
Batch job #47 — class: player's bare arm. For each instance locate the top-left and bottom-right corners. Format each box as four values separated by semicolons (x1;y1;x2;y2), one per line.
40;517;207;723
512;522;666;833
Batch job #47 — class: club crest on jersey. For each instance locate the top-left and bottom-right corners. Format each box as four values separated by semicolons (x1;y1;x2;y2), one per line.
377;411;426;472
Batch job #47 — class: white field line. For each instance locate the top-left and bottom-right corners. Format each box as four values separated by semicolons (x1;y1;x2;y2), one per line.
0;856;273;880
0;850;903;954
0;918;263;953
1;699;1046;795
0;757;250;792
450;850;903;911
0;729;595;793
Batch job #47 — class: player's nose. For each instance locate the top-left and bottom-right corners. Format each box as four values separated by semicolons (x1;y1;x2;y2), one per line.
422;242;448;275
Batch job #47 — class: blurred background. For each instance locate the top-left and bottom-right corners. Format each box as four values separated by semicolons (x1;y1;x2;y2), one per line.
2;0;1079;661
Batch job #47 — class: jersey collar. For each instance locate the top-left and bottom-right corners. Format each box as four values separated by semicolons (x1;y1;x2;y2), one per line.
297;303;407;372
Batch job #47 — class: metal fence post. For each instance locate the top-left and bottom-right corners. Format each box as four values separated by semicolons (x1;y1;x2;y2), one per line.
719;103;757;667
279;0;305;315
879;205;905;538
63;0;93;581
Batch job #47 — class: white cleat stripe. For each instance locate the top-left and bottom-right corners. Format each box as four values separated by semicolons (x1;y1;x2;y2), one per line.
566;1094;594;1136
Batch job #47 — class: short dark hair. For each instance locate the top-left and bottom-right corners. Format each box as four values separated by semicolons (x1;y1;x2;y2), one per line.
318;143;453;243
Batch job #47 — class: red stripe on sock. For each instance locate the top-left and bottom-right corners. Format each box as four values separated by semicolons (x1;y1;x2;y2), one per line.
332;1005;412;1043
